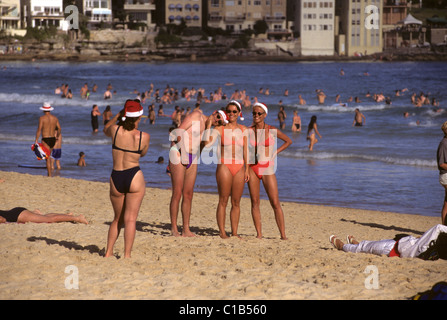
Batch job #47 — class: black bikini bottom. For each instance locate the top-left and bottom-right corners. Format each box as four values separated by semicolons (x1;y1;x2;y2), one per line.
111;167;141;194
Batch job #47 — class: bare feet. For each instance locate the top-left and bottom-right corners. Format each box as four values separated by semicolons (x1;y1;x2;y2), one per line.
182;230;197;237
75;214;88;224
171;230;181;237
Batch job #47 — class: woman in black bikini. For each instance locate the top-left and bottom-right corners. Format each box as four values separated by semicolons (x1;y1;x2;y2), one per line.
103;100;150;258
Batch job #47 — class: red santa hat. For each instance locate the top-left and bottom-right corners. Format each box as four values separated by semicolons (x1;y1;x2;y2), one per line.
217;110;229;124
253;102;268;115
229;100;244;121
122;100;143;120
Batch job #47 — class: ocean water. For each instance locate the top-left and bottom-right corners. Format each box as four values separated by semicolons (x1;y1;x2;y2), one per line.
0;60;446;217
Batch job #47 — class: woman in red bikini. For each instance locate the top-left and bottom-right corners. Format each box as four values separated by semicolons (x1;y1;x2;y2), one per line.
103;100;150;258
215;101;249;238
247;102;291;240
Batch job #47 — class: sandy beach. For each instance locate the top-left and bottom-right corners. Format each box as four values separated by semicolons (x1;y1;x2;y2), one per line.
0;170;445;301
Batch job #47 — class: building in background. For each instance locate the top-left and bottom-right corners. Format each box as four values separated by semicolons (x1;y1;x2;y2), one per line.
157;0;202;28
84;0;112;26
22;0;64;29
0;0;22;34
207;0;289;39
336;0;383;56
297;0;335;56
123;0;156;30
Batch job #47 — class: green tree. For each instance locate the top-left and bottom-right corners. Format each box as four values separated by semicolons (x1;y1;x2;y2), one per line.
253;20;268;35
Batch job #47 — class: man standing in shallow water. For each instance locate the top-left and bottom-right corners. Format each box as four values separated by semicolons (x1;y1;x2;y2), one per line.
35;102;61;177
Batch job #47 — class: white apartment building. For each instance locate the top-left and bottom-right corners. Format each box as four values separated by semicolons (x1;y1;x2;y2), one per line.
24;0;64;29
0;0;21;34
298;0;335;56
84;0;112;24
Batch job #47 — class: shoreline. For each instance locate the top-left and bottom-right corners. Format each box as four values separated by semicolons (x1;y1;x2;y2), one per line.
1;51;447;63
0;170;445;300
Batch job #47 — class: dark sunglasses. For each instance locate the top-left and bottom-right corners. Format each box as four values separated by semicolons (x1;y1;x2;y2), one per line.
226;109;238;114
252;111;265;116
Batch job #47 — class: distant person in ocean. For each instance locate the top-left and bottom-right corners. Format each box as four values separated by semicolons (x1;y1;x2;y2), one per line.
104;88;112;100
0;207;88;224
102;105;112;126
80;83;88;99
77;152;86;167
35;102;61;177
437;121;447;225
353;108;366;127
277;106;286;130
91;104;101;133
291;110;301;132
103;99;150;258
316;89;326;104
307;115;322;151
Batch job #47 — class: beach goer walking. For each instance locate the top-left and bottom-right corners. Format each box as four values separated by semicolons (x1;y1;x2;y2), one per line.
353;108;366;126
307;115;322;151
215;101;248;239
91;104;101;133
0;207;88;224
169;109;228;237
329;224;447;260
437;121;447;225
103;100;150;258
247;102;291;240
35;102;61;177
291;110;301;132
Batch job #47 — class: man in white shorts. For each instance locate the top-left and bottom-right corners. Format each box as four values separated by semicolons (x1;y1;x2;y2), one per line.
329;224;447;260
437;121;447;225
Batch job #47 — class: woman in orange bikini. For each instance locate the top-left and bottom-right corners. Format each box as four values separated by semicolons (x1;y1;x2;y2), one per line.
215;101;249;238
247;102;291;240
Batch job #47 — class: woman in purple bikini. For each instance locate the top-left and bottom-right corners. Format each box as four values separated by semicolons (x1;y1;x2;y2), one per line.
168;109;227;237
103;99;150;258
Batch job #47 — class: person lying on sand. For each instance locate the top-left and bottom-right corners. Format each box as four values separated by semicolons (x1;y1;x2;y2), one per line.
0;207;88;224
329;224;447;260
